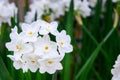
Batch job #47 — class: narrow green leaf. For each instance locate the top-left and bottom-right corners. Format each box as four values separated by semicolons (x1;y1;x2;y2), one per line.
75;28;115;80
62;0;74;80
0;56;13;80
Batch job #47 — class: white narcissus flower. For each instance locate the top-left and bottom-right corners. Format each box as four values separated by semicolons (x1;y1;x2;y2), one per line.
6;27;33;60
38;54;63;74
39;20;58;35
56;30;73;55
34;35;58;56
111;55;120;80
8;55;23;70
88;0;97;7
22;54;40;72
20;20;40;42
8;55;29;73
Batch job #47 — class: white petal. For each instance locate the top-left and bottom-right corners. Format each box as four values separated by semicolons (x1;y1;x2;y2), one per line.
39;66;46;73
21;23;30;31
64;45;73;53
55;63;63;70
29;64;38;72
6;42;15;51
13;61;22;69
39;29;49;35
47;67;56;74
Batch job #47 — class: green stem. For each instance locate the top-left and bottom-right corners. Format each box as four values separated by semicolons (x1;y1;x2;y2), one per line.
52;72;57;80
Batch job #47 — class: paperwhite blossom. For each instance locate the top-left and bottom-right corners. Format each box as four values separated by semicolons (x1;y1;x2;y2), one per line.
22;54;40;72
6;19;73;74
39;20;58;35
6;27;33;60
34;35;58;56
38;54;63;74
20;20;40;42
8;54;30;73
8;55;23;70
56;30;73;55
111;55;120;80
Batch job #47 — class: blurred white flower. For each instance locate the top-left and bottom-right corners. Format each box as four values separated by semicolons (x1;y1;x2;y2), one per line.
49;0;65;20
111;55;120;80
112;0;120;3
38;54;63;74
0;0;17;26
62;0;71;11
25;0;50;23
56;30;73;55
74;0;91;17
88;0;97;7
25;0;98;22
24;11;36;23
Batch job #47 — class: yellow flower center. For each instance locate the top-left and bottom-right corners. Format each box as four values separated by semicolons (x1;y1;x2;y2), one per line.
59;41;64;46
46;26;50;30
16;45;21;51
47;60;53;65
44;46;49;51
28;31;33;35
31;59;36;63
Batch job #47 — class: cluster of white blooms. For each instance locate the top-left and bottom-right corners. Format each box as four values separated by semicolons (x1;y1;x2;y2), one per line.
74;0;91;17
111;55;120;80
6;20;73;74
112;0;120;3
25;0;98;23
0;0;17;26
89;0;120;7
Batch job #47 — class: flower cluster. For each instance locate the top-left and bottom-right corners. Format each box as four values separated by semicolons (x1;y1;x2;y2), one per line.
25;0;98;23
0;0;17;26
112;0;120;3
6;20;73;74
111;55;120;80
